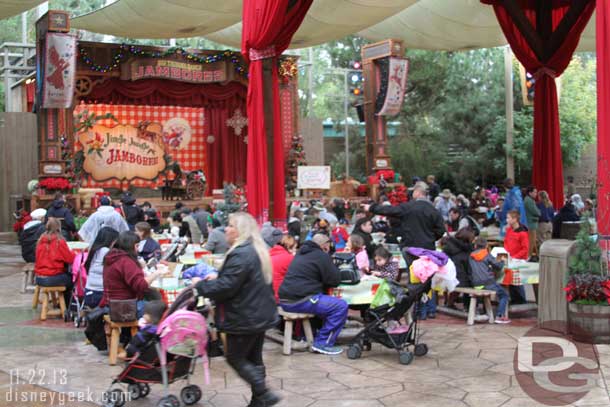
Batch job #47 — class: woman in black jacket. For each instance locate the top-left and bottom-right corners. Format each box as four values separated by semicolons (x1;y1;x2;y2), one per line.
352;217;377;259
194;212;279;407
442;228;475;287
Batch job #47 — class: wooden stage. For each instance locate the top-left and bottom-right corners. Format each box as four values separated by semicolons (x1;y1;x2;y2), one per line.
145;197;214;217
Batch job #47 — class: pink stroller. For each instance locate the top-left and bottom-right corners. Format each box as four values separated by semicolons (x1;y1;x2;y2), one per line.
68;251;88;327
103;308;210;407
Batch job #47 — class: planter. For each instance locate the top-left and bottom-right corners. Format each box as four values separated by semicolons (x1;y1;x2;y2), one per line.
568;302;610;344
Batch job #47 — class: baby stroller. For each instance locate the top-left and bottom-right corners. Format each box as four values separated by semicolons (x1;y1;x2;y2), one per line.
346;278;432;365
67;251;88;327
103;296;210;407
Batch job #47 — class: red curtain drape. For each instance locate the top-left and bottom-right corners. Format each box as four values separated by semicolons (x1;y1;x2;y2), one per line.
598;0;610;237
84;78;248;193
241;0;313;225
482;0;595;207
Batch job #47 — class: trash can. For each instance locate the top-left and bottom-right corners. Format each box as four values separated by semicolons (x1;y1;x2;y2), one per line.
537;239;577;333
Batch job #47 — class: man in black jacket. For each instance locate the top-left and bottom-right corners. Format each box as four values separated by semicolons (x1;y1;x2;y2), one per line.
19;208;47;263
46;193;76;240
278;234;347;355
363;182;446;250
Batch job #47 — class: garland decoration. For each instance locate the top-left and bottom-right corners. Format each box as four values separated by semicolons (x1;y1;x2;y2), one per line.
79;44;248;77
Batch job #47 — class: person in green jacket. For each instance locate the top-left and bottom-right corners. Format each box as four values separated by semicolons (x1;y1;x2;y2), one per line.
524;185;541;261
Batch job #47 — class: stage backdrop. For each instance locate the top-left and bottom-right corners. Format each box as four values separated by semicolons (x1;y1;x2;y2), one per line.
74;104;206;190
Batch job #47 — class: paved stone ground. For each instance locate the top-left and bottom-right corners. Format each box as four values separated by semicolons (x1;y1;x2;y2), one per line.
1;232;609;407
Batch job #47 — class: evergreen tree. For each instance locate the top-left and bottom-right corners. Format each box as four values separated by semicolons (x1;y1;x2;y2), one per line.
569;222;603;276
286;134;307;195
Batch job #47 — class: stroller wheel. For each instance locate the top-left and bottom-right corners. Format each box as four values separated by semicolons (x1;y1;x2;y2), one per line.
138;383;150;397
127;383;141;400
363;341;372;351
399;351;414;365
181;385;202;405
414;343;428;357
74;315;80;328
103;389;125;407
347;344;362;360
157;394;180;407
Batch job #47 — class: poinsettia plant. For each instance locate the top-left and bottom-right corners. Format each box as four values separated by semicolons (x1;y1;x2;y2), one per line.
39;177;72;191
564;221;610;305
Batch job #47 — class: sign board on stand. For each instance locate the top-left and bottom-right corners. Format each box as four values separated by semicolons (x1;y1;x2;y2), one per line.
297;166;331;190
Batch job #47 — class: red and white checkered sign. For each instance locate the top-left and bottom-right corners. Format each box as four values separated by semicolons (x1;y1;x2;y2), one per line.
74;104;206;189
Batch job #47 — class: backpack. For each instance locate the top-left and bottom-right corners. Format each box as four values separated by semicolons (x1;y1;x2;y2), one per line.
332;252;361;285
464;215;481;236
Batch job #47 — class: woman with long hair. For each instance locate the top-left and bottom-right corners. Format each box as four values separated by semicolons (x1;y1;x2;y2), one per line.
102;231;165;317
34;217;76;306
352;217;377;259
536;190;555;247
194;212;279;407
83;227;119;308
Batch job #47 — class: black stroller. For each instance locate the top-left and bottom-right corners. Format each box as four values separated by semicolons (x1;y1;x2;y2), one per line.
103;290;209;407
346;278;431;365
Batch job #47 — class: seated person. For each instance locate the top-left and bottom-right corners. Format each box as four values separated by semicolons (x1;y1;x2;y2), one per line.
19;208;47;263
372;246;399;281
120;300;167;359
504;209;529;304
84;227;119;308
135;222;161;262
279;234;348;355
34;217;76;307
102;231;165;318
346;234;370;276
204;219;230;254
469;237;510;324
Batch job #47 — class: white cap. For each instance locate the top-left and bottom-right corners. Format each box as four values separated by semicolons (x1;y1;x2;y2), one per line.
30;208;47;219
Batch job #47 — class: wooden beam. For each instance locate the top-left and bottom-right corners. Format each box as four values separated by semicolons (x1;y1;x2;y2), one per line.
544;0;594;62
503;0;544;61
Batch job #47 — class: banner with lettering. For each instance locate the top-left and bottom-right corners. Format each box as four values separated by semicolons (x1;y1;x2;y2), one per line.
74;104;206;189
376;57;409;116
43;33;77;108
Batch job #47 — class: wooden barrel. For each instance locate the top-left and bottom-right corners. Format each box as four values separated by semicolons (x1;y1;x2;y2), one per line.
568;303;610;344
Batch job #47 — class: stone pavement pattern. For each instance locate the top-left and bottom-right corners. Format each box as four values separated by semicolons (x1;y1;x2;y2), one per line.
0;233;609;407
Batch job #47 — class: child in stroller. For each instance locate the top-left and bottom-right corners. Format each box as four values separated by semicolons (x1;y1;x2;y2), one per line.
103;291;209;407
346;278;431;365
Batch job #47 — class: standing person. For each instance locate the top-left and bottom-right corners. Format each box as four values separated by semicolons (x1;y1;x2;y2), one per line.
79;197;129;244
194;213;280;406
435;189;455;222
426;175;440;201
504;210;529;304
537;191;555;247
279;234;347;355
500;178;528;236
523;186;541;261
180;208;203;244
46;192;76;241
83;227;119;308
19;208;47;263
119;192;144;230
192;206;211;240
34;218;76;307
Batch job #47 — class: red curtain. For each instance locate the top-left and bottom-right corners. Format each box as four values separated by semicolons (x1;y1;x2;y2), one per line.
482;0;595;207
598;0;610;237
84;78;248;193
241;0;313;225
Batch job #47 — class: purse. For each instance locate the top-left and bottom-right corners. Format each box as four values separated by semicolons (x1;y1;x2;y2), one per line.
108;299;138;322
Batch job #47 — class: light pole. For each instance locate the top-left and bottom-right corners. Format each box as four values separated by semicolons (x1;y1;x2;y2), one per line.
344;69;350;179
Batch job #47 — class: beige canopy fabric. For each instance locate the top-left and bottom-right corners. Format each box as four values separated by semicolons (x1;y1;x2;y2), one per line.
71;0;243;39
71;0;596;52
0;0;45;21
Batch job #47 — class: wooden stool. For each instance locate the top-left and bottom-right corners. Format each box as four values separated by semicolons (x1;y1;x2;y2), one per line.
103;315;139;365
21;263;36;293
454;287;496;325
278;307;315;355
36;286;67;321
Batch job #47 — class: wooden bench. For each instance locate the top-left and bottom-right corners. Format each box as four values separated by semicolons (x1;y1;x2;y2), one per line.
277;308;315;355
103;315;139;365
437;288;496;325
32;286;67;321
21;263;36;293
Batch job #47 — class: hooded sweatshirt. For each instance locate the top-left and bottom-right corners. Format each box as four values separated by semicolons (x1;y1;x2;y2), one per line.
19;220;45;262
270;245;294;301
102;249;149;305
469;248;504;286
47;199;76;233
34;234;75;277
278;240;341;302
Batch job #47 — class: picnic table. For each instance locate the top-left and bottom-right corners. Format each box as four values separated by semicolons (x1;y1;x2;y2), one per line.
329;276;383;305
67;241;89;251
497;261;540;285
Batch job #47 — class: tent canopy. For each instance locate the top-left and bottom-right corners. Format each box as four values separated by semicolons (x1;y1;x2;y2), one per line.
70;0;596;52
0;0;45;21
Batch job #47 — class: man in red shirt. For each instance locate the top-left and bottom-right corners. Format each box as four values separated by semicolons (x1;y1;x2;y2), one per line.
503;209;529;304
